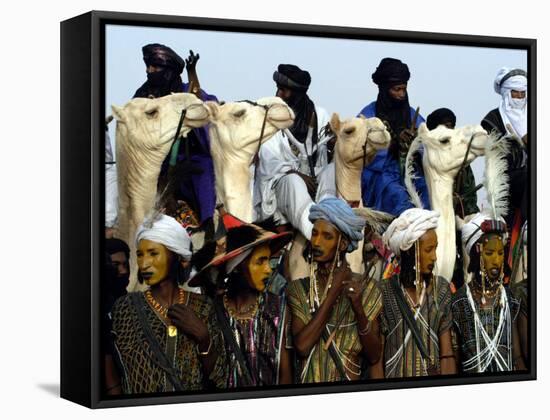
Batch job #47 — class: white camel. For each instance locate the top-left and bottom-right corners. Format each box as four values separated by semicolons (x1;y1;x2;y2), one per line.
111;93;210;291
205;97;295;222
405;123;490;282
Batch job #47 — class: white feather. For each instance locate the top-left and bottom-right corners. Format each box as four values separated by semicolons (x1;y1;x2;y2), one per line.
483;132;510;220
404;136;424;209
353;207;394;233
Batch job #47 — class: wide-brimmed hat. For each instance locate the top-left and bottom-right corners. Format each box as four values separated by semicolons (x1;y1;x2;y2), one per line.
188;221;292;287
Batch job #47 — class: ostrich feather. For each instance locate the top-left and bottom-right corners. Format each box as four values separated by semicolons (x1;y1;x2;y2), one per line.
353;207;395;233
484;132;510;220
404;136;424;209
143;183;171;229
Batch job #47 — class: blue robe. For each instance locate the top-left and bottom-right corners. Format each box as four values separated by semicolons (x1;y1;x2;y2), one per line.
358;101;430;216
160;83;217;223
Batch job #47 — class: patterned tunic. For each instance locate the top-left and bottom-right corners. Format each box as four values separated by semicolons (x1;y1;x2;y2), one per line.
111;290;226;394
452;284;520;373
380;276;453;378
287;274;382;383
225;292;285;388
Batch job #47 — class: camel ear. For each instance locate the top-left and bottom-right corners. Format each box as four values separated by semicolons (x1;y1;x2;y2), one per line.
111;105;127;123
205;101;219;120
417;122;429;137
330;113;341;134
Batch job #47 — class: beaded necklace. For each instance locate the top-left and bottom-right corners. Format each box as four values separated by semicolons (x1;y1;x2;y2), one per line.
145;287;187;337
223;293;260;323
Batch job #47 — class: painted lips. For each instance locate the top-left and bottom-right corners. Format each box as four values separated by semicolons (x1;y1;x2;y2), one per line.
312;249;324;257
140;272;153;280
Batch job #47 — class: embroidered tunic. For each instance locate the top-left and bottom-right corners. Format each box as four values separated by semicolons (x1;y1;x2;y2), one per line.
224;291;285;388
111;290;226;394
452;284;520;373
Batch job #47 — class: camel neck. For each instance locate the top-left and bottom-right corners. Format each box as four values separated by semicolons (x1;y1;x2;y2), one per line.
334;157;362;202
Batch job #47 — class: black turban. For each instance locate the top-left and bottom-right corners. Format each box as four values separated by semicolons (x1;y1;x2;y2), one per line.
142;43;185;74
272;64;317;169
273;64;311;92
372;57;410;86
133;44;186;98
426;108;457;130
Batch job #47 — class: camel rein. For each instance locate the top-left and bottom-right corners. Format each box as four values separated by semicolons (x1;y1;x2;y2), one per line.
168;108;189;167
238;100;271;169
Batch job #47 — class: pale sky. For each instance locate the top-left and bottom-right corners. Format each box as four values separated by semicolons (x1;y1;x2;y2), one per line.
105;24;528;208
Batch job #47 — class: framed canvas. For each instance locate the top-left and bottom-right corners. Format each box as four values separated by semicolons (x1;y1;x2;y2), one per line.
60;10;536;409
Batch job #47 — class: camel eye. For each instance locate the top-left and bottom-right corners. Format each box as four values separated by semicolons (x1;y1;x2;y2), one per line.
233;109;246;118
440;137;450;145
145;107;159;118
344;127;356;135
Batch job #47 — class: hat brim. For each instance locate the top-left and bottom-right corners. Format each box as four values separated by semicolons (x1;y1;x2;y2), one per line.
188;230;292;287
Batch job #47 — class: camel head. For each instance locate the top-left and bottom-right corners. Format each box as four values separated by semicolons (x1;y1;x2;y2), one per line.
330;113;390;169
205;97;294;162
417;123;489;176
111;93;209;158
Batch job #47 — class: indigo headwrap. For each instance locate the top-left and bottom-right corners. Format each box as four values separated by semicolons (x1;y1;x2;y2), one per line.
309;197;366;252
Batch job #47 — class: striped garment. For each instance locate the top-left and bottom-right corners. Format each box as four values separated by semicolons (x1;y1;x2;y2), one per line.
287;274;382;383
380;276;453;378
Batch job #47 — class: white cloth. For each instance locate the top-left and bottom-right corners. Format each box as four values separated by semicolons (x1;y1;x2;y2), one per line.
254;105;331;232
461;212;507;255
494;67;527;138
135;214;192;260
383;208;439;255
315;162;337;202
274;173;315;238
105;130;118;228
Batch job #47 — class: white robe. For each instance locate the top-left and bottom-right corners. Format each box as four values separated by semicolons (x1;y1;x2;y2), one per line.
254;106;331;238
105;129;119;228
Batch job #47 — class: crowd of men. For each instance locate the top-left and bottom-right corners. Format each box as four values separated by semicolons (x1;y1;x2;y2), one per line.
102;43;529;395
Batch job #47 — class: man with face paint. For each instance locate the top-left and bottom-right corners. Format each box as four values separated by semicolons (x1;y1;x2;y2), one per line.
188;223;293;387
133;43;219;237
286;197;384;383
255;64;332;239
358;58;430;216
452;213;526;373
376;208;456;378
109;214;227;394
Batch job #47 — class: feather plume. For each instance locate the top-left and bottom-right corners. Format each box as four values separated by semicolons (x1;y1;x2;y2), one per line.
404;136;424;209
353;207;394;233
483;132;510;220
143;183;171;229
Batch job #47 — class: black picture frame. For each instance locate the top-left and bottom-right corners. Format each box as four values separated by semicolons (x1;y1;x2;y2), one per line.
60;10;536;409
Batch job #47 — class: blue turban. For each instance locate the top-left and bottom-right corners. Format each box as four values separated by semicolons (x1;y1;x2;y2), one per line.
308;197;366;252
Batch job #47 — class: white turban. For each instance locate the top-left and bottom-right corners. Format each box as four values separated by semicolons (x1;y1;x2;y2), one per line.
494;67;527;138
135;214;192;260
382;208;439;255
462;212;507;256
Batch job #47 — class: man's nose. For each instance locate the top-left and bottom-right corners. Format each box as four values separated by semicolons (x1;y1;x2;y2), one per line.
139;256;152;269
